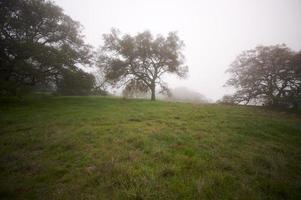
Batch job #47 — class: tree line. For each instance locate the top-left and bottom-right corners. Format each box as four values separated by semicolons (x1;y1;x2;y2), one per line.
1;0;300;108
0;0;186;99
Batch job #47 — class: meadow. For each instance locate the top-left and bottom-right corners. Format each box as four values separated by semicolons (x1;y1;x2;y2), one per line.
0;96;300;199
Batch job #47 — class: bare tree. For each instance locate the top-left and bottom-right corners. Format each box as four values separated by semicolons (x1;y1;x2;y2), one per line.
96;29;188;101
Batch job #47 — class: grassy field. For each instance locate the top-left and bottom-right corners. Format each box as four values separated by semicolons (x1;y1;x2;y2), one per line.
0;96;301;200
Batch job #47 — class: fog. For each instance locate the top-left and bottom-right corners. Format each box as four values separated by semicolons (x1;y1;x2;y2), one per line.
160;87;211;103
54;0;301;101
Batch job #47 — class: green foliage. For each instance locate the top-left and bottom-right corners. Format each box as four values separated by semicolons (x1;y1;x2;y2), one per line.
0;0;92;96
56;69;95;96
0;96;301;199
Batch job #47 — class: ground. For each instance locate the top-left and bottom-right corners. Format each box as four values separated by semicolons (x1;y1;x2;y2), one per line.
0;96;301;199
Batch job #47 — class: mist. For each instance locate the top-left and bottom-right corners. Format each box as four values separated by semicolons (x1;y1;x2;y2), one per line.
54;0;301;101
159;87;211;103
1;0;301;198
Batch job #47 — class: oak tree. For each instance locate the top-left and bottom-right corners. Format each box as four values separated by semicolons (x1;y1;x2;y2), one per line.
226;44;301;108
97;29;188;100
0;0;92;95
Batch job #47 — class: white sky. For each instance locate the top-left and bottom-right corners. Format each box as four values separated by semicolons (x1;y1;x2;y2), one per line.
54;0;301;101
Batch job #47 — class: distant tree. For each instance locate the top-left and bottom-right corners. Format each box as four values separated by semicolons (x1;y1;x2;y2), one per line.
165;87;209;103
216;95;236;105
91;87;109;96
0;0;92;96
122;79;149;99
56;69;95;96
225;44;301;109
96;29;188;101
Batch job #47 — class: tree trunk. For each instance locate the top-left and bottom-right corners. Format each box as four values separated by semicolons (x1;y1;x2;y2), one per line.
150;85;156;101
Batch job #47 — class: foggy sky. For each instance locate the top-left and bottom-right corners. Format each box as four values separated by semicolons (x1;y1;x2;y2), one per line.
54;0;301;101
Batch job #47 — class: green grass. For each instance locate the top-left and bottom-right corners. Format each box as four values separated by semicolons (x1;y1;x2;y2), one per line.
0;96;301;199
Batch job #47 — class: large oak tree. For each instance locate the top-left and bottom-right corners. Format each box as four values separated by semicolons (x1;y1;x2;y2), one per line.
226;44;301;108
0;0;92;95
97;29;188;100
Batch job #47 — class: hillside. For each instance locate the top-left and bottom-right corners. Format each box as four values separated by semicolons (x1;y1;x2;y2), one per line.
0;96;301;199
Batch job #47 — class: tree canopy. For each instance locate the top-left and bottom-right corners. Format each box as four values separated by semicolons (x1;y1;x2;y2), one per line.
0;0;93;95
226;44;301;109
97;29;188;100
56;68;95;96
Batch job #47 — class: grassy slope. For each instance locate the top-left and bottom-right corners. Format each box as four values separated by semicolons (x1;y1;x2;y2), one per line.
0;96;300;200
